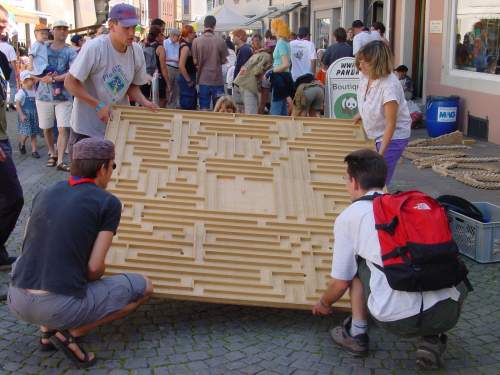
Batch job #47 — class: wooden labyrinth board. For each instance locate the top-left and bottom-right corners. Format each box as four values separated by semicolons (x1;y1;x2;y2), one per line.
105;106;371;310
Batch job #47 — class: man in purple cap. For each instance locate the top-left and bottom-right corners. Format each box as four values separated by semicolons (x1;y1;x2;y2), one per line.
8;137;153;368
65;3;157;154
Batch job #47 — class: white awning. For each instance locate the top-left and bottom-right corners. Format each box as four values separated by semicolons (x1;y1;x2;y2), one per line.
192;5;260;31
268;2;302;18
244;7;279;26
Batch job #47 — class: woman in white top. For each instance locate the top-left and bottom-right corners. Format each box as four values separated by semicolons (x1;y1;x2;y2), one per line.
353;41;411;185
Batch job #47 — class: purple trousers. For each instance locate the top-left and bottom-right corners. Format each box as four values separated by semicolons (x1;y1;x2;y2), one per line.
376;138;409;185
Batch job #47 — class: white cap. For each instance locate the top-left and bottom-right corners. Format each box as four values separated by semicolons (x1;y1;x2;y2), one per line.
52;20;69;29
20;70;33;82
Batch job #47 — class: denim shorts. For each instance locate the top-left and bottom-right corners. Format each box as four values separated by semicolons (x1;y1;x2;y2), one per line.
8;274;147;330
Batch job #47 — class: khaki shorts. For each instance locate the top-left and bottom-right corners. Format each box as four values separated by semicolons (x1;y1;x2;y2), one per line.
36;100;72;129
358;259;468;337
303;85;324;111
8;274;147;330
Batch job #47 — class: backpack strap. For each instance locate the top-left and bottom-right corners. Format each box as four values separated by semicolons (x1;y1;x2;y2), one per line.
375;216;399;235
353;192;398;234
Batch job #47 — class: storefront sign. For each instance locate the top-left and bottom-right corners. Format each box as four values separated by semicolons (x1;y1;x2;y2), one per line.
325;57;359;119
430;20;442;34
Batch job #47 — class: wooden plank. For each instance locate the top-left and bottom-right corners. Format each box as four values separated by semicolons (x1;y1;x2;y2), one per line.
105;106;371;310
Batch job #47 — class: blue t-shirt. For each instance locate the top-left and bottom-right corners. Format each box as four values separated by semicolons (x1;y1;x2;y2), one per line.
36;45;77;102
11;180;122;298
272;38;291;71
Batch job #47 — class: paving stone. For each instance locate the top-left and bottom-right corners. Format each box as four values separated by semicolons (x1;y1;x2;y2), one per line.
187;351;210;361
225;351;247;362
124;357;149;369
240;365;264;374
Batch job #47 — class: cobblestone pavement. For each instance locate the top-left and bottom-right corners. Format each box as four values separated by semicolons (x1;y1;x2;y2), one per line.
1;111;499;374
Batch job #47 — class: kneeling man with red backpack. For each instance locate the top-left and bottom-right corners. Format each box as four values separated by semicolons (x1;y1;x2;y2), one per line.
312;149;472;369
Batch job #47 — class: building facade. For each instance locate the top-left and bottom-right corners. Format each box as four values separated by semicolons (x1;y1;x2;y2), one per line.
422;0;500;144
310;0;391;48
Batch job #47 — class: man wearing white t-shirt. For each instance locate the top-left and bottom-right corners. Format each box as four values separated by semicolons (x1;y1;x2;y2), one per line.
312;149;468;369
65;3;156;154
289;27;317;82
352;20;381;55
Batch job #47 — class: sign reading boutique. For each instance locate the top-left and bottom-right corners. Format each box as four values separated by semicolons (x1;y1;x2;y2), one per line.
325;57;359;119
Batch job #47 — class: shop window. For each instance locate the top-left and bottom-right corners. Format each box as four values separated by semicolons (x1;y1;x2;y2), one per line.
454;1;500;75
316;17;330;49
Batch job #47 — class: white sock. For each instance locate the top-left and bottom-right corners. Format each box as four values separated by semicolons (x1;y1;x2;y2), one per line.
350;319;368;336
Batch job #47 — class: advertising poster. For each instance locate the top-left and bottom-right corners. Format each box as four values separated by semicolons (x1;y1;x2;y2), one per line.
325;57;359;119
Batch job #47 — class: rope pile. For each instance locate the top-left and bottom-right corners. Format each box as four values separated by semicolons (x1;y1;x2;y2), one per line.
403;131;500;189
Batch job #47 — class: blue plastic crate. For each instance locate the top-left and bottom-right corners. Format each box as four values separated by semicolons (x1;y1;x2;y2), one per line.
448;202;500;263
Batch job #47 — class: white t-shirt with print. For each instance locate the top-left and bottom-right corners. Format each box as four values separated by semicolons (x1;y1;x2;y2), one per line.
352;31;381;55
357;72;411;141
15;89;36;105
290;39;317;81
69;35;149;138
330;191;460;322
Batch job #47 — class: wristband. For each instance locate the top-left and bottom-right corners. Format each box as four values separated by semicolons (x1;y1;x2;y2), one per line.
95;101;106;112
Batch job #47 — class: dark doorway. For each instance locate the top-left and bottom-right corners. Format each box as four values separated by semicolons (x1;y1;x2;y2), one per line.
412;0;426;98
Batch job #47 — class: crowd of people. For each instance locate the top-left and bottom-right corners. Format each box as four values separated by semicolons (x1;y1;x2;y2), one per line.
0;2;466;371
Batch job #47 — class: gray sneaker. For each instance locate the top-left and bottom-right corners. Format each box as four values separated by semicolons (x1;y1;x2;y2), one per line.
330;316;369;356
416;334;447;369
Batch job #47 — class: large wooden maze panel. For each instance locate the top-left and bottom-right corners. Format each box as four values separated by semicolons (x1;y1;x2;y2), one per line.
105;106;371;310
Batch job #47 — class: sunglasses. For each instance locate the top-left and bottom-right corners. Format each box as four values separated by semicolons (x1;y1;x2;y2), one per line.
113;162;116;170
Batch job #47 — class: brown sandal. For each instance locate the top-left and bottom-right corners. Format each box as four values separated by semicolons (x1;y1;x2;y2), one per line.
49;330;97;369
46;156;57;167
39;330;56;351
56;162;71;172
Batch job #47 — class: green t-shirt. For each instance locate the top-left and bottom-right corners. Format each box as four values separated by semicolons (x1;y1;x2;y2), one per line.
273;38;291;71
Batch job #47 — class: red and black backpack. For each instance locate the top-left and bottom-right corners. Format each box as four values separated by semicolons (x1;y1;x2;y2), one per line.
357;191;472;292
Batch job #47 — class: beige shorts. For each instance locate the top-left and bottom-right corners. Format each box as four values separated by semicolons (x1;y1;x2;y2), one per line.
36;100;73;129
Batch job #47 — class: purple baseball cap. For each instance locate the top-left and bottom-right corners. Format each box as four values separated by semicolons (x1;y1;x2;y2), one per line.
109;3;139;27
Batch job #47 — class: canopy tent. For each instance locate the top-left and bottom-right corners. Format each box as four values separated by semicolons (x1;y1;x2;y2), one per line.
192;5;260;32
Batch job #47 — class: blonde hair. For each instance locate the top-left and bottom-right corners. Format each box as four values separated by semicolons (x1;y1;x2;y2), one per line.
271;18;290;40
214;96;237;113
355;40;393;79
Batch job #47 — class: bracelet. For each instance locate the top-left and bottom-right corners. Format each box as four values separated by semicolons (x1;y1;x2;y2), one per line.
95;101;106;112
319;298;331;309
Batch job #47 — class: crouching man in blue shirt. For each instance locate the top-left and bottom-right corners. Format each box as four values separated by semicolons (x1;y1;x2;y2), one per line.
8;138;153;368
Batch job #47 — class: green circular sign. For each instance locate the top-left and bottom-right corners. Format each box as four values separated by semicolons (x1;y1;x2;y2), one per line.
334;93;358;119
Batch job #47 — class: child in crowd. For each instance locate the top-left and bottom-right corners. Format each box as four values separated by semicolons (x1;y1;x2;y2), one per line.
315;49;327;85
15;71;41;158
29;23;64;96
214;96;237;113
394;65;414;100
29;23;49;75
